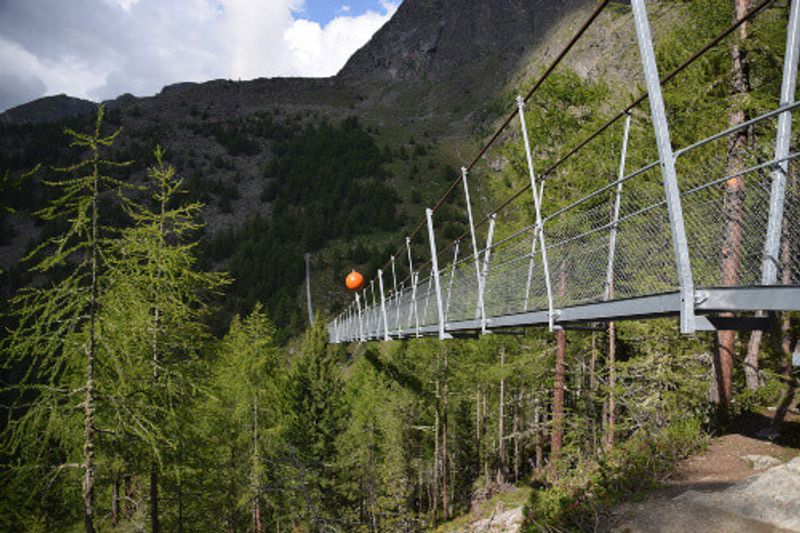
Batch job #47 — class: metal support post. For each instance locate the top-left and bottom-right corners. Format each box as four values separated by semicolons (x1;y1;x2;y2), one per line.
412;273;420;336
523;181;545;311
406;236;420;335
425;208;449;340
304;253;314;326
477;214;497;319
391;255;401;335
631;0;696;333
517;96;555;330
355;293;365;342
362;288;370;339
445;241;460;323
605;112;632;301
378;269;390;341
763;0;800;284
462;167;488;333
422;277;433;326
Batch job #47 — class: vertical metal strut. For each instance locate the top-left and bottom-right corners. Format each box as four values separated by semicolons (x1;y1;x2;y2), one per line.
391;255;402;336
517;96;555;330
378;269;390;341
763;0;800;284
478;214;497;321
425;208;449;340
631;0;696;334
462;167;488;333
406;236;420;336
524;181;545;311
445;241;460;323
355;292;365;342
304;253;314;326
605;112;632;301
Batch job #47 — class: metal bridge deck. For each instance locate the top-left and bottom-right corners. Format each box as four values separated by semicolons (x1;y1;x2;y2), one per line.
327;0;800;344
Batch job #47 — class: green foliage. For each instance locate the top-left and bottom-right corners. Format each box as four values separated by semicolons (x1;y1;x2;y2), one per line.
1;105;130;529
522;418;705;532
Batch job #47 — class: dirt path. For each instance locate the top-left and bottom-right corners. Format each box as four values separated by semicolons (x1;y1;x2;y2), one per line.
604;411;800;532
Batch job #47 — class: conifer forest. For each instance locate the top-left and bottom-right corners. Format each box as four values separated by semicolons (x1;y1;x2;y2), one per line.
1;0;799;531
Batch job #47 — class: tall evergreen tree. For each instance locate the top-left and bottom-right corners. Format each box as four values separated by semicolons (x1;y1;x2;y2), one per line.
102;146;228;530
2;106;127;532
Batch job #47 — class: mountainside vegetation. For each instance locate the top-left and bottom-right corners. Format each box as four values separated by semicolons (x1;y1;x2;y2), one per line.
1;1;799;532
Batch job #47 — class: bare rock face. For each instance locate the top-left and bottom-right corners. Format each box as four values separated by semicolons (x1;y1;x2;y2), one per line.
1;0;590;126
675;456;800;531
468;504;524;533
339;0;589;83
741;454;783;470
0;94;97;125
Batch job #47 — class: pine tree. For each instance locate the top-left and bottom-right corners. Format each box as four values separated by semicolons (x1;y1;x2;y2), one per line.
2;106;128;532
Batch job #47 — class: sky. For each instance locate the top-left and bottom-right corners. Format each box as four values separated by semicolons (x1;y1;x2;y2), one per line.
0;0;398;112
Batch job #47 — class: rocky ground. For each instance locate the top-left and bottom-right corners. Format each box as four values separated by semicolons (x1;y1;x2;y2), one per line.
604;410;800;533
453;409;800;533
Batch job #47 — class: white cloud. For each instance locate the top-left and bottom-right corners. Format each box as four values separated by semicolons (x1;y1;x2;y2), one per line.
285;3;397;77
0;0;396;111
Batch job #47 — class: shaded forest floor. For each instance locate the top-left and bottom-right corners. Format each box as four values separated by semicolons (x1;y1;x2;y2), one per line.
602;409;800;532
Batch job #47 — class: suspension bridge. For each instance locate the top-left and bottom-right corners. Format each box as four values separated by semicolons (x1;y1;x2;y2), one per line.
328;0;800;344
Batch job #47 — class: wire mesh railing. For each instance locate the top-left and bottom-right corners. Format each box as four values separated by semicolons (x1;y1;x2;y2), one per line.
329;0;800;343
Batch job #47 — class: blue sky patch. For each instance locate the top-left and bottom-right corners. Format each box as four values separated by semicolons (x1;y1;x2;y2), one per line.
299;0;388;25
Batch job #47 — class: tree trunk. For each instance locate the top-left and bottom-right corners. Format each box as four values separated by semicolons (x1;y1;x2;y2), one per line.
483;393;489;482
718;0;752;406
441;348;450;520
534;396;543;471
607;321;617;449
83;158;100;533
551;267;567;462
124;472;134;520
497;347;506;485
150;304;161;533
112;471;120;527
433;380;439;523
150;464;159;533
745;329;763;390
552;330;566;460
513;388;521;482
476;386;482;483
252;393;262;533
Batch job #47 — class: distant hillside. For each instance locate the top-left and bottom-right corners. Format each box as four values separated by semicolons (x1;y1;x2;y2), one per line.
0;0;596;332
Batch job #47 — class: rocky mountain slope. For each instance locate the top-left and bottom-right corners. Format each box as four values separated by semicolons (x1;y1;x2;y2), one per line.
0;0;602;330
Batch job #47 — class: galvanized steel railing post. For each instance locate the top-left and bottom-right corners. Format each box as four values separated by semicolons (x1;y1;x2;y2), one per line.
390;255;398;329
605;112;632;301
422;277;433;326
631;0;696;334
425;208;449;340
763;0;800;285
478;214;497;321
355;293;365;342
517;96;556;330
378;269;391;341
462;167;488;333
445;241;460;323
304;253;314;326
523;181;545;311
406;236;420;335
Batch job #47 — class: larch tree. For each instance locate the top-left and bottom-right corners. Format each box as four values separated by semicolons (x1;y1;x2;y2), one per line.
2;106;128;533
102;146;228;531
